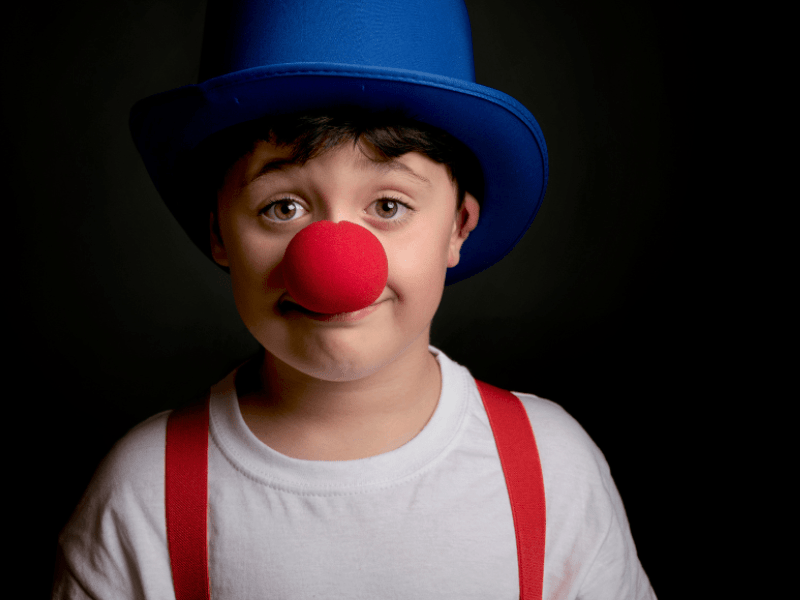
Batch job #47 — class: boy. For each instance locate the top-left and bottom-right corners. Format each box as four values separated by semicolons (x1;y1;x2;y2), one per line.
53;0;656;598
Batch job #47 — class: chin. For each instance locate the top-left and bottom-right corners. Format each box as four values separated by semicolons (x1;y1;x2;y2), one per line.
262;323;430;384
279;347;391;383
256;328;389;383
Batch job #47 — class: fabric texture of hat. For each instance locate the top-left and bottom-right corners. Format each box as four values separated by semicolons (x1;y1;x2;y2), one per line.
130;0;548;284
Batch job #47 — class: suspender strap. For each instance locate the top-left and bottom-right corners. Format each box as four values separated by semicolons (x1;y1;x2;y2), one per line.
165;395;211;600
164;382;545;600
476;380;546;600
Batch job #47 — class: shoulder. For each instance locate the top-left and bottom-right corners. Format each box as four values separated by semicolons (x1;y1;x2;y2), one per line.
59;408;172;539
510;393;656;599
509;392;616;528
509;391;617;520
88;409;171;504
509;393;617;539
511;392;609;477
54;410;174;599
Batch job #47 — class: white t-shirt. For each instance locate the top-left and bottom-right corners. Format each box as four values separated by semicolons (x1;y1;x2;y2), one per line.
53;347;656;599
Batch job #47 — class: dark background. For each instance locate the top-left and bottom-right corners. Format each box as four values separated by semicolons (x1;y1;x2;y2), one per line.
6;0;705;596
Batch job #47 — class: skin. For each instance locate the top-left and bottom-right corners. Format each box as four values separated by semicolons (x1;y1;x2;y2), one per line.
210;138;479;460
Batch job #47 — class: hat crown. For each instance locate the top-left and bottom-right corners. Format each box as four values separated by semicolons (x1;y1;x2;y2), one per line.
198;0;476;83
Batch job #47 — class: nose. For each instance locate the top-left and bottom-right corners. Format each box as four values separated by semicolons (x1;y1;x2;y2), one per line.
281;220;389;314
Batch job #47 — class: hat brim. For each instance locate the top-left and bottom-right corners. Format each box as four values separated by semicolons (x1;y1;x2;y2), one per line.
130;63;548;285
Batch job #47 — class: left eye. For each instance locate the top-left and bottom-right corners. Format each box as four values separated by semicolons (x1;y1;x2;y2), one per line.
261;199;307;222
371;199;408;219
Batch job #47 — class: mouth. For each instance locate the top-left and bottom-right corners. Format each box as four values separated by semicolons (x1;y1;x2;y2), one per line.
278;296;386;322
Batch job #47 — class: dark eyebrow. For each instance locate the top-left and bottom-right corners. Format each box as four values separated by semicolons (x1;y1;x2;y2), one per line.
252;158;303;181
372;160;431;186
251;153;432;186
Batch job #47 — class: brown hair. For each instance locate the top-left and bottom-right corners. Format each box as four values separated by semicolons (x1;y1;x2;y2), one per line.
196;107;484;214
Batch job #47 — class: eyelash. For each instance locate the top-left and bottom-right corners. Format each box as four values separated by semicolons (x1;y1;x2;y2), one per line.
259;196;416;226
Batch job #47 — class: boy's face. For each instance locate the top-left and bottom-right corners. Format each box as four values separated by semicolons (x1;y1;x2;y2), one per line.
211;139;478;382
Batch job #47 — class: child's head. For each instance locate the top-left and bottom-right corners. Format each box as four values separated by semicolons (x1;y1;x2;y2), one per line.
129;0;548;379
206;108;481;380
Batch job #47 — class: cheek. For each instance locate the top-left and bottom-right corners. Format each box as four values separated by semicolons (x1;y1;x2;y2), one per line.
223;215;282;275
225;230;287;313
384;223;452;307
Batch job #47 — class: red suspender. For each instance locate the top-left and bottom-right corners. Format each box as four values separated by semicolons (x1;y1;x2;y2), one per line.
165;395;211;600
476;380;546;600
165;382;545;600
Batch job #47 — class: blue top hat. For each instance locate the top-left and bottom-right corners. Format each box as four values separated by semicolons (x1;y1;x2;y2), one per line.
130;0;548;284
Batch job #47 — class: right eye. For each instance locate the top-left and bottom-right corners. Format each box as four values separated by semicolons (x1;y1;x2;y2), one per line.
260;199;308;222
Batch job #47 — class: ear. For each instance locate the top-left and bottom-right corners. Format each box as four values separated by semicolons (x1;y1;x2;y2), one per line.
448;193;480;268
210;211;229;267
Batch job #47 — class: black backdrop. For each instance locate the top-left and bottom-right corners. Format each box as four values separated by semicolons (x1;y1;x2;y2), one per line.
6;1;701;596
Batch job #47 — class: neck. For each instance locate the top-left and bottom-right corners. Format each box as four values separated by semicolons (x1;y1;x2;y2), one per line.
237;336;442;460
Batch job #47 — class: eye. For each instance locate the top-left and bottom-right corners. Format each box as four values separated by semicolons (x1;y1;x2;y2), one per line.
370;198;411;220
261;199;307;222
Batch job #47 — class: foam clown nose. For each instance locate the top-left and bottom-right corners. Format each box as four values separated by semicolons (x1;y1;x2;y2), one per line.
282;221;389;314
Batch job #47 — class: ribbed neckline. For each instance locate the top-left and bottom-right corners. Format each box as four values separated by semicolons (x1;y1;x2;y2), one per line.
208;347;473;494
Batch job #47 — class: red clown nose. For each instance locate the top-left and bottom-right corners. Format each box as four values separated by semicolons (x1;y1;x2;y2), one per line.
282;221;389;315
